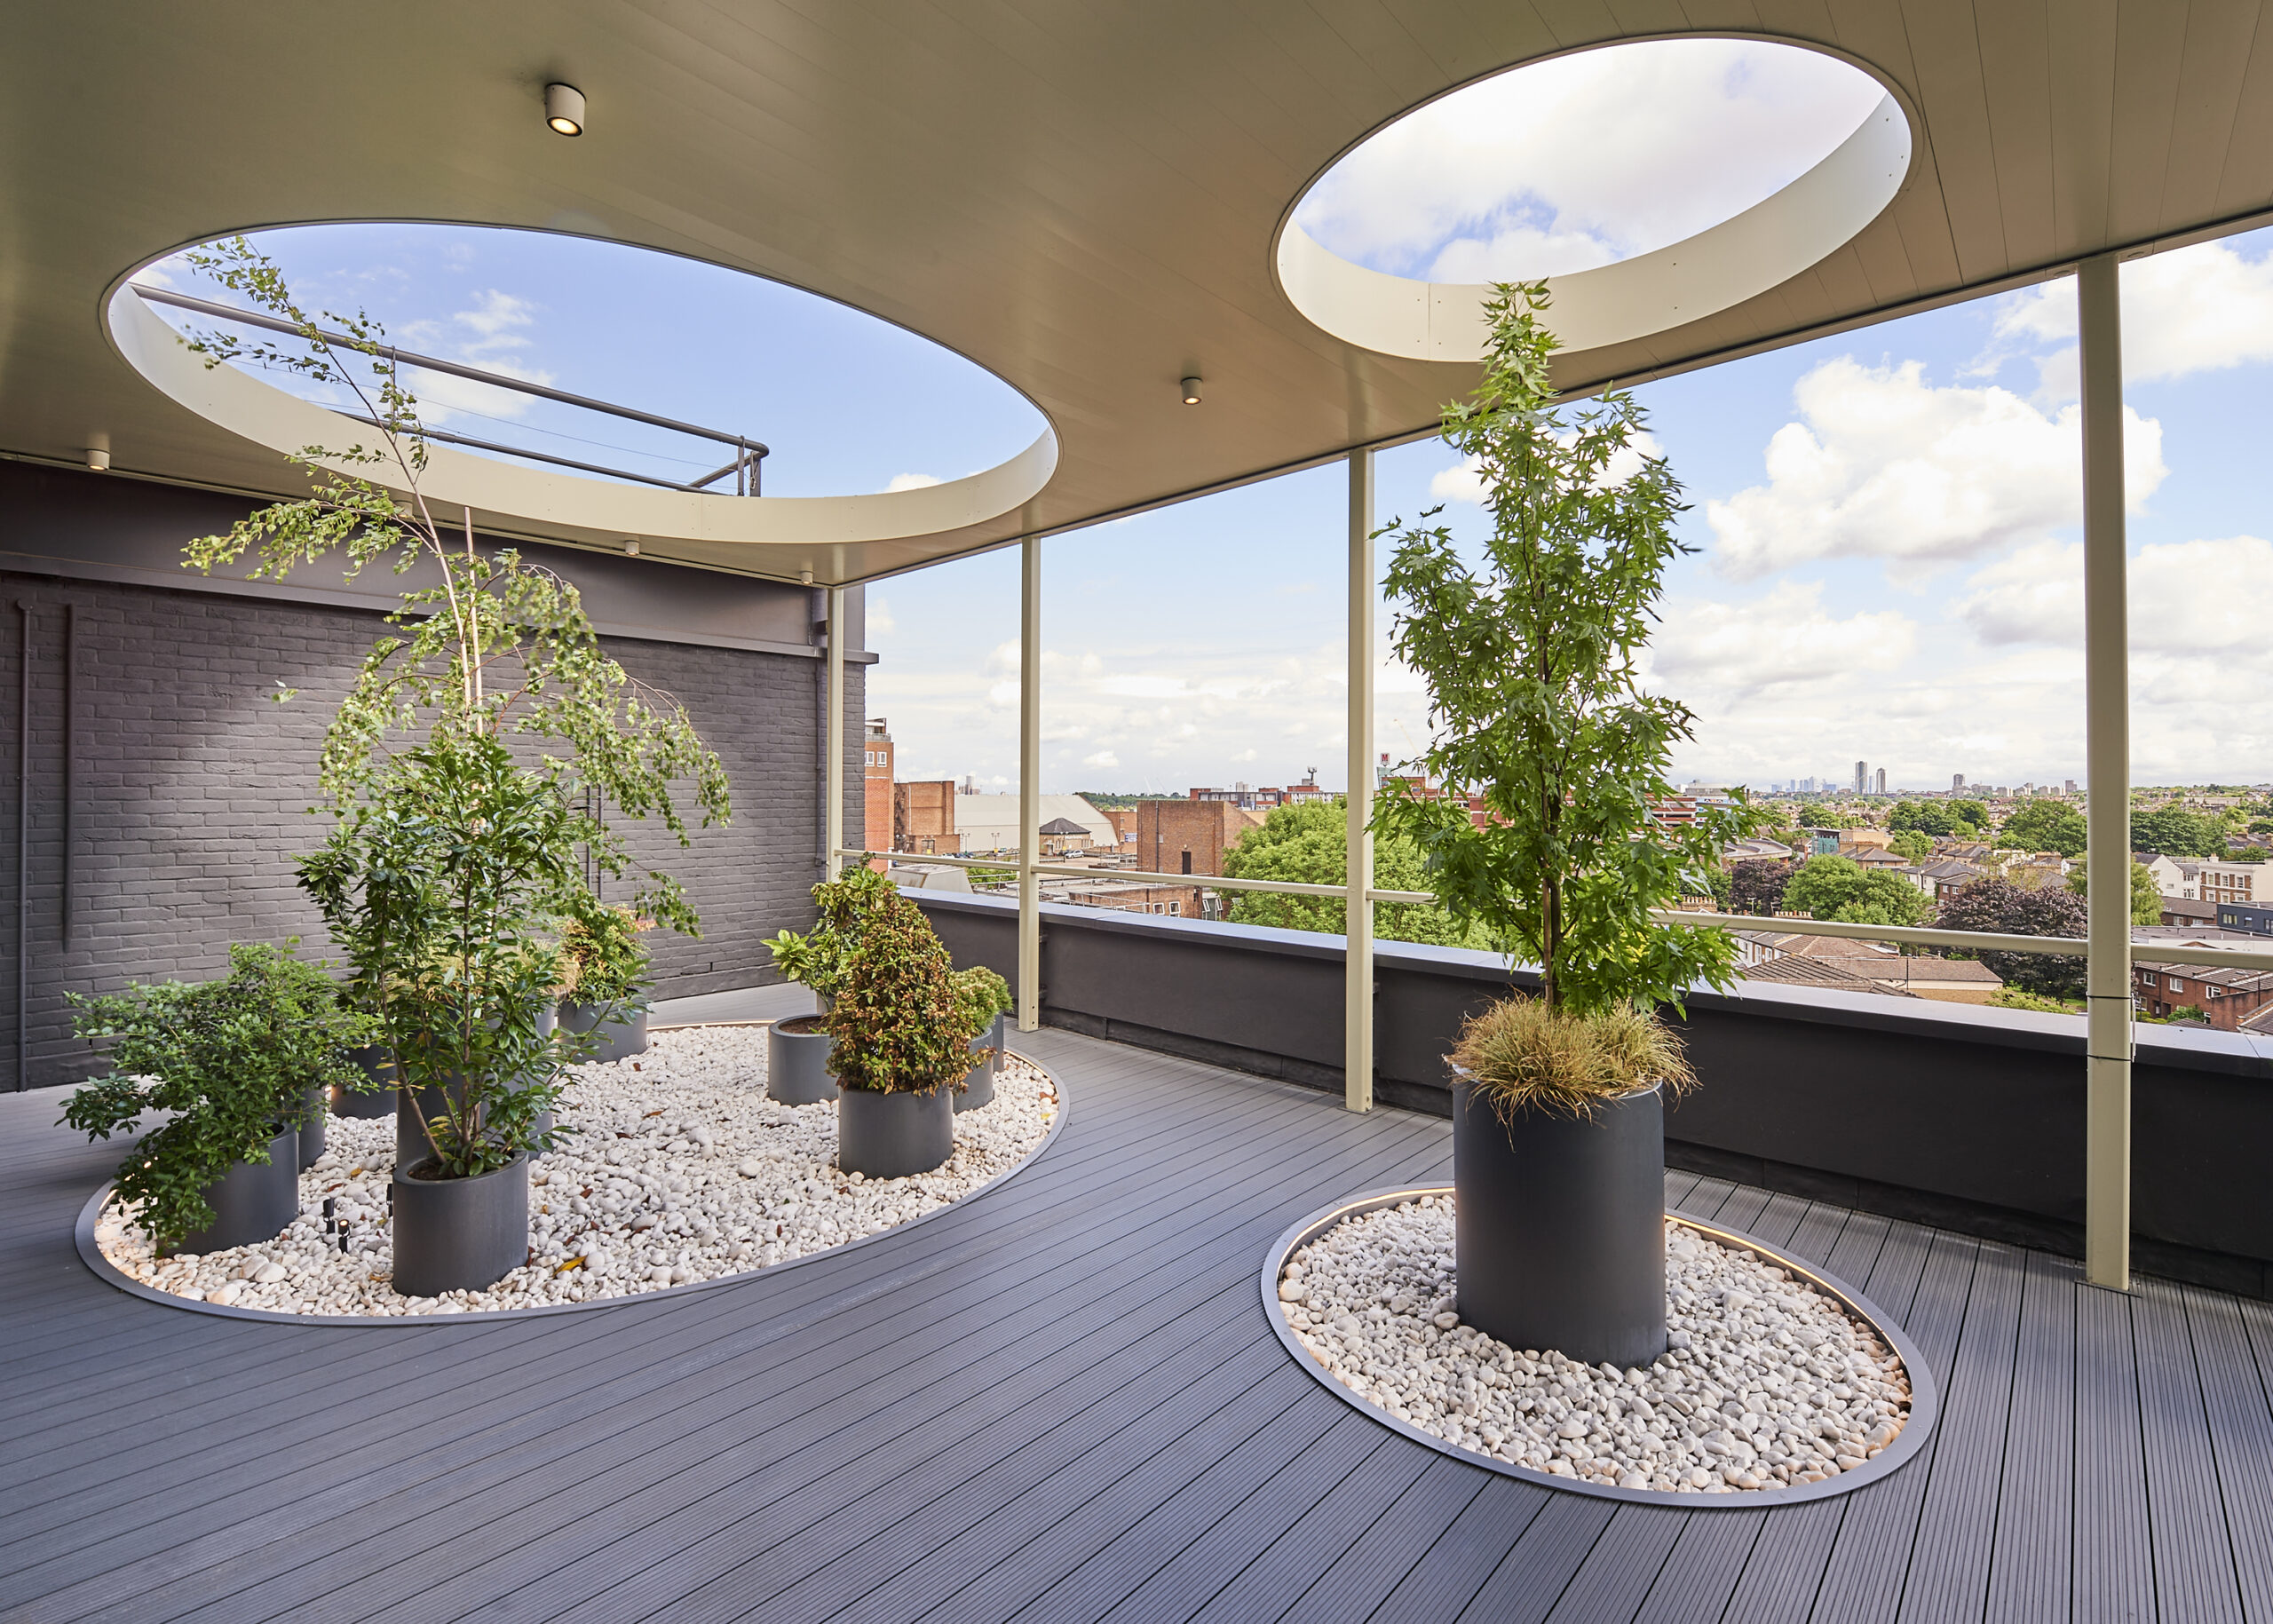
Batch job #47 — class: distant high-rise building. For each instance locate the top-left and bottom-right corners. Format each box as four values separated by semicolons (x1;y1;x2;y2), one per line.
1952;772;1965;791
1855;760;1868;793
2065;779;2079;795
1873;768;1887;795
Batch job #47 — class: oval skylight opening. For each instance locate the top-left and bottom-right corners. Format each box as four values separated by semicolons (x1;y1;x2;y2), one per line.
1279;40;1909;362
129;223;1050;501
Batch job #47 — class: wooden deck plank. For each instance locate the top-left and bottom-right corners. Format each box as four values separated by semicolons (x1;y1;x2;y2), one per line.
2184;1283;2273;1624
1983;1248;2079;1624
1628;1510;1764;1624
1540;1504;1686;1624
2133;1279;2245;1624
2074;1281;2155;1624
1362;1477;1551;1622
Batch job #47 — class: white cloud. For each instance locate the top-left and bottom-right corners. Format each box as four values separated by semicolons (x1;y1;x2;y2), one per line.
1992;237;2273;389
1647;582;1917;696
867;597;897;638
1295;39;1883;280
1704;359;2166;579
886;472;945;492
453;289;536;347
1081;749;1120;769
1956;535;2273;654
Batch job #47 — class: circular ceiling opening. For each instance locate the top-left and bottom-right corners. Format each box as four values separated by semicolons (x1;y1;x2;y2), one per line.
1278;39;1909;362
130;223;1049;499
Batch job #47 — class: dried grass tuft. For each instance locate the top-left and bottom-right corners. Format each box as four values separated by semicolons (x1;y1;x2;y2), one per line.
1450;995;1696;1121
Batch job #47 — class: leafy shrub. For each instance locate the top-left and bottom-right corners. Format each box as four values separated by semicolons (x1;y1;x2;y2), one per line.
558;901;652;1005
1728;859;1791;916
1451;995;1695;1121
953;966;1013;1046
61;942;375;1248
823;886;989;1094
764;866;895;1001
1780;855;1932;927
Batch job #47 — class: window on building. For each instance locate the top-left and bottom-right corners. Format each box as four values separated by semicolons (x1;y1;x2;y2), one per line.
1181;851;1192;875
1168;903;1181;915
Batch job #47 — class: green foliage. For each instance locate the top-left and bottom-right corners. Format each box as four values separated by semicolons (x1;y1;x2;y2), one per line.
764;866;895;999
1374;282;1765;1016
1951;799;1991;829
821;883;989;1093
2000;799;2087;858
2131;807;2221;857
952;965;1013;1047
1992;986;2075;1016
1220;800;1493;947
1779;855;1934;928
61;942;375;1248
558;901;652;1006
298;736;586;1174
1452;995;1695;1121
2066;860;2162;926
1889;829;1933;864
1728;859;1791;916
170;242;732;1177
1889;800;1958;836
2169;1002;2210;1023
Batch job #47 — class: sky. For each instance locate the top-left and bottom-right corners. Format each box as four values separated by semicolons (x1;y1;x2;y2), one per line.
142;42;2273;796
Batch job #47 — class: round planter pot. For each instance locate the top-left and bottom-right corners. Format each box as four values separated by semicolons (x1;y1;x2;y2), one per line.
768;1015;838;1106
838;1086;954;1178
1453;1075;1667;1370
391;1154;530;1297
298;1084;327;1171
174;1126;300;1254
954;1014;1006;1113
558;1000;648;1064
333;1045;396;1119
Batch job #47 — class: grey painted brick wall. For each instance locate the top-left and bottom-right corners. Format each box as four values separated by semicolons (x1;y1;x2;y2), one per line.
0;570;863;1090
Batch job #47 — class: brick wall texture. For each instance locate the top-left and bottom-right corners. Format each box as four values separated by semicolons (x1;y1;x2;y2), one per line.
0;572;864;1089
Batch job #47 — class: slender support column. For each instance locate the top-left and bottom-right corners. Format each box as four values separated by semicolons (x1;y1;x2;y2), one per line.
1345;449;1376;1112
2079;254;2133;1291
1018;535;1042;1033
825;586;845;880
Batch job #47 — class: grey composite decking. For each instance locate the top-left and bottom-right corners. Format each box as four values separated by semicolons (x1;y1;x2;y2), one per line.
5;1018;2273;1622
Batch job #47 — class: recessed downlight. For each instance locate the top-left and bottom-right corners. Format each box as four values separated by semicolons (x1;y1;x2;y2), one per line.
545;83;585;137
1180;375;1203;406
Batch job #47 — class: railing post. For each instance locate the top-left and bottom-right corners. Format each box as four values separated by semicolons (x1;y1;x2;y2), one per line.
1018;535;1042;1033
2079;253;2133;1292
825;585;845;881
1346;448;1375;1112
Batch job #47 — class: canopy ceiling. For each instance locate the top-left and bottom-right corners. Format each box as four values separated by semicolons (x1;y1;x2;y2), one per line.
6;3;2268;585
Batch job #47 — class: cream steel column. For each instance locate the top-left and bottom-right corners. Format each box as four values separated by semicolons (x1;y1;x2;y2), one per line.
2079;254;2133;1292
826;586;845;881
1018;535;1042;1033
1346;449;1376;1112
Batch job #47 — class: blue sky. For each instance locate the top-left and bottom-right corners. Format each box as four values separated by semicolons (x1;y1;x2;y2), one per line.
145;41;2273;797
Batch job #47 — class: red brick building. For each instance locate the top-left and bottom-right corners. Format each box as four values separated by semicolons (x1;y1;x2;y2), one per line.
863;719;893;854
1136;799;1263;876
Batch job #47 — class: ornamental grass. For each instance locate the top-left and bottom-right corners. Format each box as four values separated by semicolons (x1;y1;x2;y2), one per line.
1450;994;1696;1122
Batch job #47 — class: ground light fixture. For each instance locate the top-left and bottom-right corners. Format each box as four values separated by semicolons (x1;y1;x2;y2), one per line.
1180;375;1203;405
545;83;585;137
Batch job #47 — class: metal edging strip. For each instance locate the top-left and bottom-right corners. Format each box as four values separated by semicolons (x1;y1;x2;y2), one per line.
73;1047;1066;1327
1259;1184;1941;1508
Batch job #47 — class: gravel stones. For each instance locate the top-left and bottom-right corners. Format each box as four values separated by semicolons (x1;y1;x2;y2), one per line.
1279;1195;1912;1495
95;1025;1057;1319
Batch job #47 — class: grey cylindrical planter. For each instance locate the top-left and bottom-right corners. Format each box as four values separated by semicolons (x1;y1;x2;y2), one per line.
768;1016;838;1106
558;1000;648;1063
838;1086;954;1178
391;1154;530;1297
1453;1075;1667;1370
334;1045;395;1119
955;1014;1005;1113
174;1126;300;1255
298;1084;327;1170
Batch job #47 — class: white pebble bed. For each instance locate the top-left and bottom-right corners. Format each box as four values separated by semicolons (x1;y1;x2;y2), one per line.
1278;1195;1912;1493
94;1025;1057;1317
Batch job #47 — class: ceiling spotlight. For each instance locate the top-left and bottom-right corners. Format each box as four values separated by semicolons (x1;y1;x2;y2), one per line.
84;446;111;471
1180;376;1203;406
622;538;640;557
545;83;586;137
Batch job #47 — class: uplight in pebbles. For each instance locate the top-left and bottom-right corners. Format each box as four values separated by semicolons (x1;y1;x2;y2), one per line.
92;1026;1057;1319
1278;1196;1911;1493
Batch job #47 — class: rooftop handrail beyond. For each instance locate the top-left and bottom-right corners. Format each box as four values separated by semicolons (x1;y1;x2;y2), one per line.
133;284;770;494
838;848;2273;974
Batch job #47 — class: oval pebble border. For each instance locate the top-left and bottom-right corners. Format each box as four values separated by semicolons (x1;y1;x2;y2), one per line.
75;1022;1065;1323
1262;1185;1937;1506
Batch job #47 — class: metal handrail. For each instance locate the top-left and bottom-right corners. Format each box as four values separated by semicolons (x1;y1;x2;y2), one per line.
136;285;768;491
845;849;2273;972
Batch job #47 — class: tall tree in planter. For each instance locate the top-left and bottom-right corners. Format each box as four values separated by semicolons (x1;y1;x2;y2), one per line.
174;241;730;1285
1376;281;1764;1367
